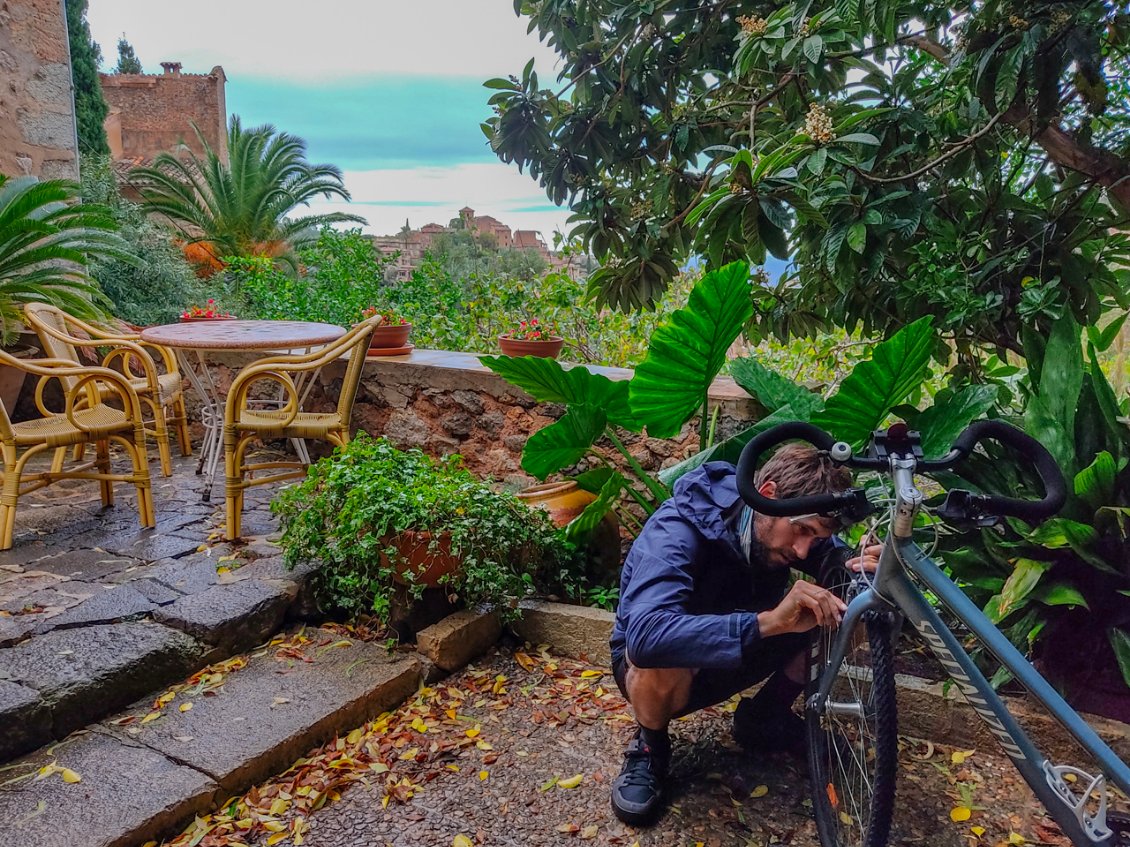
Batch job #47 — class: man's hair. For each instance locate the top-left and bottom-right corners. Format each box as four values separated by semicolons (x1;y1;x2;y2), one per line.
754;442;852;500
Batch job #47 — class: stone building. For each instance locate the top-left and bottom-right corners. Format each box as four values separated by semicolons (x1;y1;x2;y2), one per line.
0;0;81;180
100;61;228;168
371;206;570;282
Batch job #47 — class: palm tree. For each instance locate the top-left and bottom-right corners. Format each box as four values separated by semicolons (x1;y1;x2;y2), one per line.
130;116;366;274
0;175;124;344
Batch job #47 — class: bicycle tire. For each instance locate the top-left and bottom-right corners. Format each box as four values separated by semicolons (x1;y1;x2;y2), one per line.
806;609;899;847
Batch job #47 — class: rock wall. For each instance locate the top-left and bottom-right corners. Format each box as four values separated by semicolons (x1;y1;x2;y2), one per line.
0;0;80;180
188;349;762;489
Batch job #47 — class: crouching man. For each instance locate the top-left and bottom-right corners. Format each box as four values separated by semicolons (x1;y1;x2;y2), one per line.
609;443;880;826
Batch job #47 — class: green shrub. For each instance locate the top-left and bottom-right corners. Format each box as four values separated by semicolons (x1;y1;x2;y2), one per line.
271;433;582;622
79;155;205;326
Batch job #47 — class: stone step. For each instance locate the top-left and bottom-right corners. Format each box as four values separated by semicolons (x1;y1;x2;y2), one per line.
0;627;423;847
0;555;315;764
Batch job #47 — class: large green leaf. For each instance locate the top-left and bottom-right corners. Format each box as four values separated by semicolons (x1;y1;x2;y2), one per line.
1027;517;1118;574
521;405;607;479
989;557;1049;622
730;355;824;418
630;261;755;438
1024;394;1076;481
811;316;934;448
1028;312;1083;475
480;355;636;430
1110;628;1130;688
656;406;800;487
909;384;999;457
1074;451;1116;513
1035;583;1089;609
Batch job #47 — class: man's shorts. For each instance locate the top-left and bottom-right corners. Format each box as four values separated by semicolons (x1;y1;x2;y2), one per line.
610;630;809;718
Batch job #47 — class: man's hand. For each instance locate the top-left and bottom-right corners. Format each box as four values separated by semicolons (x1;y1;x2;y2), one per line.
847;542;883;573
759;580;847;636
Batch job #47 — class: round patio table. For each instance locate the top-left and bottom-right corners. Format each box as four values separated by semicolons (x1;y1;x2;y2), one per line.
140;320;347;500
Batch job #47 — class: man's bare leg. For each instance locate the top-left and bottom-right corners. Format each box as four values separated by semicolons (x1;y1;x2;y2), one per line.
622;665;694;730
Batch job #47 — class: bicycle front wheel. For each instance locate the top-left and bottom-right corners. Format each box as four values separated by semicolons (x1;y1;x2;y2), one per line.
806;610;899;847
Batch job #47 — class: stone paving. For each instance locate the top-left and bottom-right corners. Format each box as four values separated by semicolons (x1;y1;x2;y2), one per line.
0;450;305;762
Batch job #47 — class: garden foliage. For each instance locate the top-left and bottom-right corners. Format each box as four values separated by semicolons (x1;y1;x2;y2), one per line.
485;1;1130;359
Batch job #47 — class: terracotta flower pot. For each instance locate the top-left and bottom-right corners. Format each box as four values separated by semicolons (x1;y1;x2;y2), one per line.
384;530;459;588
370;322;412;349
498;335;564;358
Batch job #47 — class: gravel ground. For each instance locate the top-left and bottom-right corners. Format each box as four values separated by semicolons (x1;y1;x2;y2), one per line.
192;638;1125;847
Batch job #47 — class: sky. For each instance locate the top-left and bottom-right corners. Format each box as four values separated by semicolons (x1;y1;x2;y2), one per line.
85;1;572;240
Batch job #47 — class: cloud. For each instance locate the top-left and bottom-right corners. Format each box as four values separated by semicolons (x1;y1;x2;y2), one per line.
87;0;562;82
300;162;571;239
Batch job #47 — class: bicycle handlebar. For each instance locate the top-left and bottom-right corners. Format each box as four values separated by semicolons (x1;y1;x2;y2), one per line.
735;419;1067;525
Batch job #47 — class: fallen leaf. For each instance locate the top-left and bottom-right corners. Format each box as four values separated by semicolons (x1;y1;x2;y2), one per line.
951;807;972;822
839;811;854;825
346;728;363;745
580;824;599;839
557;823;580;834
972;826;986;837
453;836;473;847
479;770;489;781
540;776;559;792
179;703;193;713
465;727;481;738
266;832;289;846
1009;833;1026;845
60;768;81;784
580;670;603;679
272;697;291;706
141;711;162;724
951;750;976;765
750;785;769;798
411;717;428;733
557;773;583;789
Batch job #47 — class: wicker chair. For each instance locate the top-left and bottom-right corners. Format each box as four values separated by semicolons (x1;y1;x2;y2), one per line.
24;304;192;477
0;349;155;550
223;317;378;540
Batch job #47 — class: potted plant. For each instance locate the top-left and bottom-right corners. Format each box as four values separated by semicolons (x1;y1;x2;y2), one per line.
180;299;236;322
499;318;563;358
361;307;412;351
271;433;579;623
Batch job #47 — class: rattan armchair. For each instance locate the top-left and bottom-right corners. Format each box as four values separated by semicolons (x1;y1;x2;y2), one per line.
223;317;378;540
23;304;191;477
0;349;155;550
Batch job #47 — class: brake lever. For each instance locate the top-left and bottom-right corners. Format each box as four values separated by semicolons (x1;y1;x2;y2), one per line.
935;489;1001;528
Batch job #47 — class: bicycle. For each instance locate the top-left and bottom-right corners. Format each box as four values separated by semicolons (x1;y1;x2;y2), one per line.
735;419;1130;847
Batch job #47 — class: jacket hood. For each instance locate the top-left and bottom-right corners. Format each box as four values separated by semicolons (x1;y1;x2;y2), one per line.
670;462;745;554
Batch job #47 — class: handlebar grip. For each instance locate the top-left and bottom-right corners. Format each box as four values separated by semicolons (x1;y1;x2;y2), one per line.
736;421;857;517
947;420;1067;521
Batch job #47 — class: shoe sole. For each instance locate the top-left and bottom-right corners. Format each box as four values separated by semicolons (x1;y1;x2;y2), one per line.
610;793;664;827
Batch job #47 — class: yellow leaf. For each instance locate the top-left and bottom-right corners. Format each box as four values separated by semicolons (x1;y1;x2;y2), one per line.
266;832;289;846
346;728;363;745
155;691;177;708
950;806;972;822
557;773;583;789
398;747;419;761
581;825;599;839
951;750;975;764
216;566;231;576
972;826;986;837
234;819;254;830
465;727;481;738
60;769;81;784
580;670;603;678
479;770;489;781
445;709;457;720
370;763;390;774
476;740;493;751
179;703;193;713
750;785;769;798
839;811;854;825
269;798;289;816
381;795;390;809
411;717;428;733
141;711;162;724
262;820;287;832
328;640;352;649
453;836;474;847
1009;833;1026;845
36;763;60;780
514;652;537;672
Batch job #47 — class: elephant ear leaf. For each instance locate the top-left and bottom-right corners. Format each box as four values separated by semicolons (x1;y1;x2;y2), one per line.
906;384;999;458
521;405;607;480
731;355;823;419
657;406;800;487
811;316;934;448
564;471;629;543
480;354;636;430
630;261;755;438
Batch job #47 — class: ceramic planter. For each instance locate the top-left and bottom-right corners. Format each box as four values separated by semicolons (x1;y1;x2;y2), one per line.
384;530;459;588
498;335;564;358
516;480;621;572
370;322;412;349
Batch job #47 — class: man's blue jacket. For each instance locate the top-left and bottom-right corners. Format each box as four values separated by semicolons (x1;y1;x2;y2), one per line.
610;462;842;671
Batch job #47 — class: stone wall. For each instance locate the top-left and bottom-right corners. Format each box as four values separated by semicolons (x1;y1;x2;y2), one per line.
188;349;762;488
100;65;227;163
0;0;80;180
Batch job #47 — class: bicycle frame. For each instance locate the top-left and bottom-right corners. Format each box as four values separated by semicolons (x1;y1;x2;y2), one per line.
809;457;1130;846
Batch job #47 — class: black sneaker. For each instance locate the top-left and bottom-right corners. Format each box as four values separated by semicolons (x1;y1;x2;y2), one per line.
733;696;806;756
610;730;669;826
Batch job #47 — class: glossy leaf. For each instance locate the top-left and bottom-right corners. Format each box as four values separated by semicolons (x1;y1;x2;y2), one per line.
909;384;999;458
1109;628;1130;688
521;406;607;479
630;261;754;438
480;355;636;430
730;355;823;418
1074;451;1116;512
564;471;628;543
812;317;934;448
